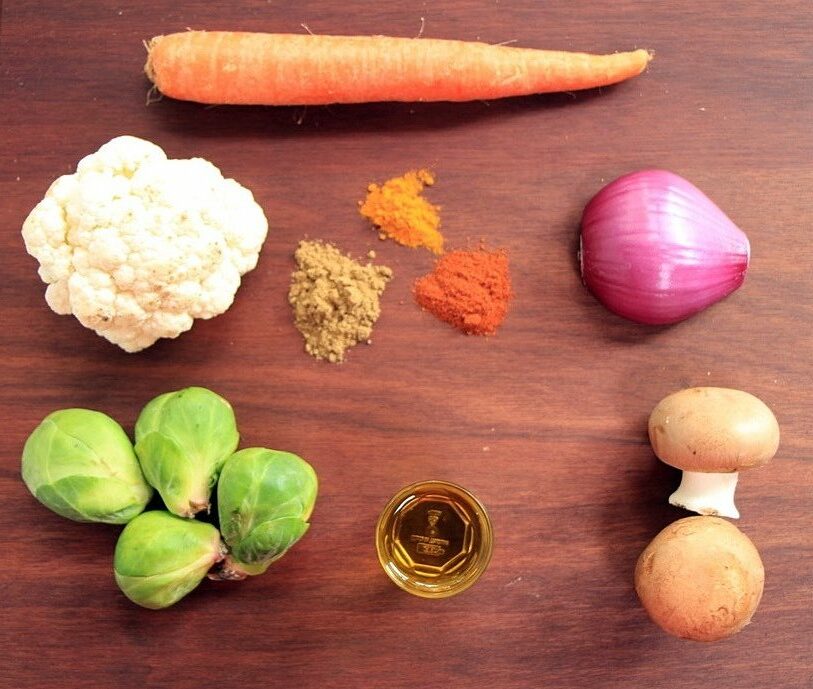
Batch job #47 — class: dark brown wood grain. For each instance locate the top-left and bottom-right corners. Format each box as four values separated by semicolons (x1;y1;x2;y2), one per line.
1;2;811;688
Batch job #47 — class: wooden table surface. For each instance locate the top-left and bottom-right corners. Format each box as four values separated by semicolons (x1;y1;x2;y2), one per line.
2;2;811;688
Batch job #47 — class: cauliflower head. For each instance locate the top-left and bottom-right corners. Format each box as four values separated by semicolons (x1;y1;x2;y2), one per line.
22;136;268;352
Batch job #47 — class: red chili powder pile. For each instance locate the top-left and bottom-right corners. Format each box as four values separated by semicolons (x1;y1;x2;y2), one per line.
413;248;512;335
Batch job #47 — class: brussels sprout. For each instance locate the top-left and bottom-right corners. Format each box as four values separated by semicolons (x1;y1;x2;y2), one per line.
114;510;224;609
213;448;318;580
134;387;239;518
21;409;152;524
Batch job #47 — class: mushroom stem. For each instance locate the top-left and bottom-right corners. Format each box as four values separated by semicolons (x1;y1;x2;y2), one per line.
669;471;740;519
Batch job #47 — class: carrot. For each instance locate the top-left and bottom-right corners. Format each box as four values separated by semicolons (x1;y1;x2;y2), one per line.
145;31;652;106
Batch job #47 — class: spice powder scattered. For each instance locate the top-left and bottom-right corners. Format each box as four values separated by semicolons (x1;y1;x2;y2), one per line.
288;240;393;363
359;169;443;254
414;248;512;335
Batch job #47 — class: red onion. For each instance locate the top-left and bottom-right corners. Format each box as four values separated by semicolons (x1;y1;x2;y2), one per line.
580;170;750;325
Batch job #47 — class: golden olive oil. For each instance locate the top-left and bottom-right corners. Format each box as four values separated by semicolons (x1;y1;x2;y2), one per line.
375;480;493;598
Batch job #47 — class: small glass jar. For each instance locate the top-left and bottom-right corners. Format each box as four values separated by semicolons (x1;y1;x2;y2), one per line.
375;480;493;598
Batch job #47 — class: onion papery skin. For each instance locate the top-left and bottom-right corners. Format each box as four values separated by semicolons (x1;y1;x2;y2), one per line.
580;170;750;325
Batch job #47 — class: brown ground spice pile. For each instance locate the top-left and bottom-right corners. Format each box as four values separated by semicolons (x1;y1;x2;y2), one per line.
414;248;511;335
288;240;393;363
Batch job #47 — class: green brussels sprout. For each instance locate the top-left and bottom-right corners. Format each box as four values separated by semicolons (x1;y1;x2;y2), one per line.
21;409;152;524
114;510;224;609
213;448;318;580
134;387;239;518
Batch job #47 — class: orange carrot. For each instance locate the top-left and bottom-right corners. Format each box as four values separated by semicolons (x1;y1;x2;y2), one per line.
145;31;652;106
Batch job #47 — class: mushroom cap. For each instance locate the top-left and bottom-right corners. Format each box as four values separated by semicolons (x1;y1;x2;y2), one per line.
648;387;779;473
635;516;764;642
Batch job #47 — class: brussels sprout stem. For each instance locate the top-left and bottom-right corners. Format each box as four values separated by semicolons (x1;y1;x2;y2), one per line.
208;554;249;581
179;496;210;519
171;484;210;517
207;554;269;581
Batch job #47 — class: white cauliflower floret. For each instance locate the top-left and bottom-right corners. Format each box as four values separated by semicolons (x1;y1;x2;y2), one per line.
21;135;268;352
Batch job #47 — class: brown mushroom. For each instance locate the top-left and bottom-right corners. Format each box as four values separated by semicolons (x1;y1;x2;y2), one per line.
635;516;765;642
648;387;779;519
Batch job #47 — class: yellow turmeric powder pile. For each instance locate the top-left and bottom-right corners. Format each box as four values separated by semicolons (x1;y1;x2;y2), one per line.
359;169;443;254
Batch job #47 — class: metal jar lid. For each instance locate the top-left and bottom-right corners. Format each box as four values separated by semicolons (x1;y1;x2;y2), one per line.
375;480;494;598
